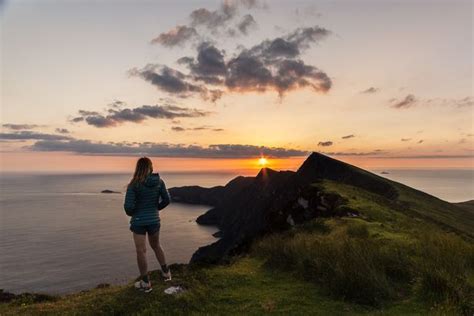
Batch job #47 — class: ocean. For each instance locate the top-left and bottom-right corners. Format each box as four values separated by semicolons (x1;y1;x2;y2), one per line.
0;169;472;294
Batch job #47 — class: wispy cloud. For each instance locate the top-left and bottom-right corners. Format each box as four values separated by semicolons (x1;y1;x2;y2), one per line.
341;134;355;139
150;25;198;47
322;150;385;156
318;141;333;147
2;123;42;130
429;96;474;108
391;94;417;109
0;131;72;141
378;154;473;159
237;14;257;35
360;87;379;94
189;0;262;35
171;125;224;132
151;0;264;48
390;95;472;109
55;128;70;134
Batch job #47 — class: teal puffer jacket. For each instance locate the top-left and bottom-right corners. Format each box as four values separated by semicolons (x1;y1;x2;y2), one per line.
123;173;170;226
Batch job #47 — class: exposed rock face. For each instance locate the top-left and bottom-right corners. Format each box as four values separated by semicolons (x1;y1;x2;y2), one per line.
0;289;55;303
169;152;391;264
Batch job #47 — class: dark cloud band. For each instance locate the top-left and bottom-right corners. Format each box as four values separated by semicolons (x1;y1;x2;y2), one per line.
30;139;308;158
71;103;212;128
2;124;42;130
0;131;72;141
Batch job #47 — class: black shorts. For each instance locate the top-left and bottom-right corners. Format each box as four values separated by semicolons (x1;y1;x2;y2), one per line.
130;223;160;235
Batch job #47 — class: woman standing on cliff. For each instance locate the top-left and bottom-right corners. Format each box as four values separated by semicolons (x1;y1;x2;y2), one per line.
124;157;171;293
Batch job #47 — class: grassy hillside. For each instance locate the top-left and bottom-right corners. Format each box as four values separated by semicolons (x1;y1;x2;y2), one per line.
2;180;473;315
1;256;431;316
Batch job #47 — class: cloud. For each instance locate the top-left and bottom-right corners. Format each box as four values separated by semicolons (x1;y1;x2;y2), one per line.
378;154;473;159
225;56;331;97
171;126;186;132
391;94;417;109
435;96;474;108
129;64;205;96
237;14;257;35
318;141;333;147
181;42;228;83
189;0;263;33
417;140;424;144
129;64;225;102
172;26;332;99
150;25;198;47
29;139;308;158
70;117;84;123
0;131;72;141
322;150;385;156
341;134;354;139
389;95;472;110
401;138;411;142
246;26;330;61
455;96;474;107
171;125;224;132
152;0;264;48
190;6;236;31
360;87;379;94
55;128;70;134
71;103;212;128
2;123;42;130
163;26;331;100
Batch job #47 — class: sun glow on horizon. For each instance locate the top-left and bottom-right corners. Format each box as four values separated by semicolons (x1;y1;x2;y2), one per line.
258;157;269;167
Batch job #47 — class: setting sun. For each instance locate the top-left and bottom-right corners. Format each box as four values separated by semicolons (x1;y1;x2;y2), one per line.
258;157;269;167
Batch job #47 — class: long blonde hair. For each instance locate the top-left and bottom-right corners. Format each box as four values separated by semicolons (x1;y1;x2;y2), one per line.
128;157;153;187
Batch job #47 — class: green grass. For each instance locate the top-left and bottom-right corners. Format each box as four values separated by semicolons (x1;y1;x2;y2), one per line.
394;182;474;238
1;257;429;316
2;180;472;315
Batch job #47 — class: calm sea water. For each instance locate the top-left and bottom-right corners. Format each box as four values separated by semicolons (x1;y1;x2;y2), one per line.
371;169;474;203
0;172;238;294
0;169;472;294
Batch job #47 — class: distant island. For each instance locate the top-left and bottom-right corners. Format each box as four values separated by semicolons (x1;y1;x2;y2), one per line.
100;190;121;194
3;152;473;315
380;171;390;174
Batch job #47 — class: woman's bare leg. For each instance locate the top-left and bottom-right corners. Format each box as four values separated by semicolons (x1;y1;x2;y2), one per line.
133;233;148;277
148;232;166;266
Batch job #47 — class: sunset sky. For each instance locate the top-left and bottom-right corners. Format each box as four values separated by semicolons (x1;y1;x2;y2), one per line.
1;0;472;173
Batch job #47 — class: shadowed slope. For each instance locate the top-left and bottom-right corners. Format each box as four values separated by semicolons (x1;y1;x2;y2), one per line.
168;152;474;263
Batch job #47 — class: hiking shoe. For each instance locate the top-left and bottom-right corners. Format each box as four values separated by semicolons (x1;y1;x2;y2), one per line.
134;280;152;293
161;269;172;282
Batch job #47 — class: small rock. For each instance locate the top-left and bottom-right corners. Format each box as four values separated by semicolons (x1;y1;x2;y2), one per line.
164;286;185;295
286;214;295;226
297;197;309;209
